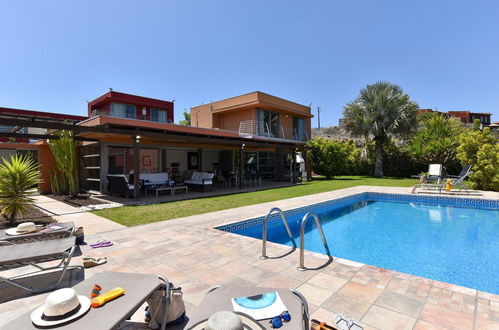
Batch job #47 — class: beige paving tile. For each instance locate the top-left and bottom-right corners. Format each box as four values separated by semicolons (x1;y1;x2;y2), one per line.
413;320;449;330
362;305;416;330
475;317;499;330
322;294;371;320
307;272;349;292
335;281;383;304
419;302;474;329
296;282;334;306
375;290;425;317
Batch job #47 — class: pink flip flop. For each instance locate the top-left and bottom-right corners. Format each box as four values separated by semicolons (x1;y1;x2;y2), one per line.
90;240;113;248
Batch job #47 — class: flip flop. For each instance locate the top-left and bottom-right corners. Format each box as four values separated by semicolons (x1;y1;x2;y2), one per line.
333;314;364;330
90;240;113;248
348;319;364;330
83;257;108;268
333;314;350;330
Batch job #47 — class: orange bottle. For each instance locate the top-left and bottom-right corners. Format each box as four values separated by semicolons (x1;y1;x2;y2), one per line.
91;287;125;308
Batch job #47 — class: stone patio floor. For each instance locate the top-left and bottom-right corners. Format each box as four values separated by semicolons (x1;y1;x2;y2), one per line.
1;186;498;329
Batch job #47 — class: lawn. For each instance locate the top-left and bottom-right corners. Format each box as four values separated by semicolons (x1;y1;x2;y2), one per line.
93;176;417;226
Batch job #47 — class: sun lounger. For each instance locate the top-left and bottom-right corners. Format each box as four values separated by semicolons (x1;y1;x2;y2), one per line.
0;236;76;293
411;164;445;193
2;272;170;330
442;164;472;193
412;165;473;194
186;284;310;329
0;222;75;244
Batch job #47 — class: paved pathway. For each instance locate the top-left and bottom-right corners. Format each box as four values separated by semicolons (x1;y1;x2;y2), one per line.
1;187;498;329
32;195;124;234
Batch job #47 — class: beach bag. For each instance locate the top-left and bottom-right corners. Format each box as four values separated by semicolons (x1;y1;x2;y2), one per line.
75;227;85;245
145;283;186;329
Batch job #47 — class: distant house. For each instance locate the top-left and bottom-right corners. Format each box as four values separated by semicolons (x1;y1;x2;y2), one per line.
417;109;492;126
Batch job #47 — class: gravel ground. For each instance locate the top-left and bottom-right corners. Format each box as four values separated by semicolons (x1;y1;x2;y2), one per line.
0;205;55;229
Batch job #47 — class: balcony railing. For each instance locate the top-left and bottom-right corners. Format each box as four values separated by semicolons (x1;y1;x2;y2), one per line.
237;120;308;141
91;109;171;123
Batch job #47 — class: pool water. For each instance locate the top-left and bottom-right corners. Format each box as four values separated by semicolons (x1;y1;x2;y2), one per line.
224;197;499;294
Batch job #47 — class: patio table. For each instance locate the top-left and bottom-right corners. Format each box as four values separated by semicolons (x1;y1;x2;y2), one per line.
145;186;173;197
172;185;188;195
0;222;75;244
2;272;168;330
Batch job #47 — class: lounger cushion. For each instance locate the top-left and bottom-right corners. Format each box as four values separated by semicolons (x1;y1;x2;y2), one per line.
186;285;305;329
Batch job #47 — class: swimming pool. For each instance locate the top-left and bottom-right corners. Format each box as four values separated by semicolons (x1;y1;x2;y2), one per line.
217;193;499;294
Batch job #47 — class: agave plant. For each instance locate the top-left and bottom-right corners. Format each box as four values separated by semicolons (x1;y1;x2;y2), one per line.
0;154;41;226
49;130;79;197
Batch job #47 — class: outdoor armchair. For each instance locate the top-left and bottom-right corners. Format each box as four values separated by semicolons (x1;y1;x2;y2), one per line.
184;172;215;191
107;174;134;197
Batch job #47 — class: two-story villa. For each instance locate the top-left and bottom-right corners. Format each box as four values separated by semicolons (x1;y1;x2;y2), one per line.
0;91;311;197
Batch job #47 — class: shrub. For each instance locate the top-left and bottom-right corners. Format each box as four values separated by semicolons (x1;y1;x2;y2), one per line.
306;138;348;179
408;113;463;174
0;154;41;226
49;130;79;197
456;127;498;191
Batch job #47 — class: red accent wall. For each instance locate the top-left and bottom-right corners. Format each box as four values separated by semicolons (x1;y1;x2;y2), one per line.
88;91;174;123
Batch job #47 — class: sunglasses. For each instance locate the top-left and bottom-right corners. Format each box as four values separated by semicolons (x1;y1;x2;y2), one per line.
269;311;291;328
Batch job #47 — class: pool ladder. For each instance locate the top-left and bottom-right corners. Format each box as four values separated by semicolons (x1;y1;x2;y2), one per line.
260;208;297;260
260;208;331;271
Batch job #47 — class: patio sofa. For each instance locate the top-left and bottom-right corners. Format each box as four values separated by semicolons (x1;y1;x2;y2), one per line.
184;172;214;192
140;173;169;188
107;174;134;197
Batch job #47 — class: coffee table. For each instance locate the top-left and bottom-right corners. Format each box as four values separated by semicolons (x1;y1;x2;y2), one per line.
172;185;188;195
145;186;173;197
3;272;169;330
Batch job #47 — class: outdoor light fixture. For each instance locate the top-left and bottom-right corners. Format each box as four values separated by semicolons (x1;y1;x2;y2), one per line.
134;135;141;143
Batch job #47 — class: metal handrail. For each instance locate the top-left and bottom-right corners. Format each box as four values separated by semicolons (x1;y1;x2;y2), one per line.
297;212;331;271
260;207;297;260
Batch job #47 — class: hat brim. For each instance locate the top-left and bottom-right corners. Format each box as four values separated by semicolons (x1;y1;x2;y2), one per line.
4;228;37;236
31;295;91;327
189;312;265;330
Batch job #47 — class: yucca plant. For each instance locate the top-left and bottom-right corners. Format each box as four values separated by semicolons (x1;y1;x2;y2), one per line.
49;130;79;197
0;154;41;226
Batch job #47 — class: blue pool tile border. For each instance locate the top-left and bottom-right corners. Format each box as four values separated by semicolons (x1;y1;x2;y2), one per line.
216;193;498;233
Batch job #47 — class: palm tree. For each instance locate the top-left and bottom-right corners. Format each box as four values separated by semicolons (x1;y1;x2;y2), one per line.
343;81;418;177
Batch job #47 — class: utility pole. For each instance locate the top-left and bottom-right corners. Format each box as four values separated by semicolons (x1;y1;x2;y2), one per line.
317;107;321;129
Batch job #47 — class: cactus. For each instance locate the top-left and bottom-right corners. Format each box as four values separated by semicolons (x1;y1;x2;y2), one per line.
48;130;79;197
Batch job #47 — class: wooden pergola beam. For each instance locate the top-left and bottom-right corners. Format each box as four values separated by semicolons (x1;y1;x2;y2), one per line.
0;132;98;141
0;117;300;149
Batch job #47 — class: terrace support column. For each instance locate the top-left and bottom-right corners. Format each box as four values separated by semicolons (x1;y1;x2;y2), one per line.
291;148;297;184
239;144;244;189
197;148;203;171
133;137;140;200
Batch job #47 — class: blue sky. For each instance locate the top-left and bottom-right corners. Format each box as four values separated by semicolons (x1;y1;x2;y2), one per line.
1;0;498;127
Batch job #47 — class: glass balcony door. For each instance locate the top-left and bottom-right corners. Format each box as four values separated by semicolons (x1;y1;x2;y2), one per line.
110;103;136;119
256;109;280;138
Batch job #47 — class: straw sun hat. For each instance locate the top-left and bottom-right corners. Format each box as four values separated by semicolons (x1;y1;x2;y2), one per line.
31;288;91;326
189;311;265;330
5;222;39;236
